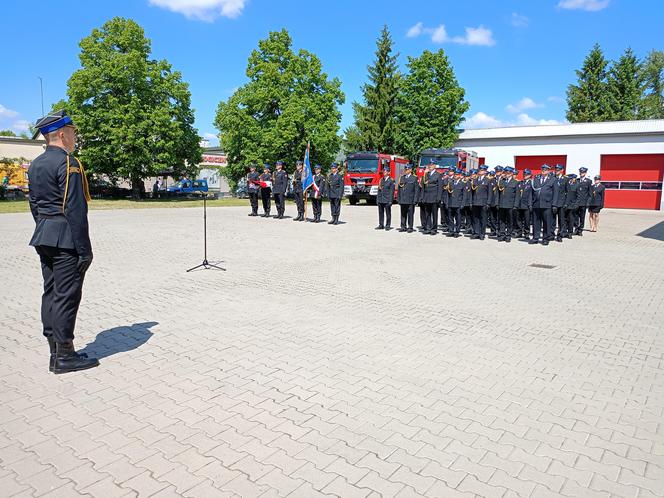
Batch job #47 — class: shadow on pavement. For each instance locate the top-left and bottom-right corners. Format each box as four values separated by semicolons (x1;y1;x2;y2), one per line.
79;321;158;360
637;220;664;242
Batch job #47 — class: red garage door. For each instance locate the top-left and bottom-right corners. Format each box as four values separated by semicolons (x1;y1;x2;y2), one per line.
515;155;567;177
601;154;664;210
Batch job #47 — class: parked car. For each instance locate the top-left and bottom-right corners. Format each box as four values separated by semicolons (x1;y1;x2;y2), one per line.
235;177;248;198
89;179;131;199
166;179;209;197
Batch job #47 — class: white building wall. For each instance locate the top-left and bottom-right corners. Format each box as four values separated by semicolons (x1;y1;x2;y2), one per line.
455;134;664;179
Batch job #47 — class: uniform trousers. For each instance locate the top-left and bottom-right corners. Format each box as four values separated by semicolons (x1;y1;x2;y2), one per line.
471;205;487;238
260;189;271;214
517;208;531;236
532;207;553;241
554;207;566;238
311;198;322;220
400;204;415;229
329;198;341;218
576;206;587;232
498;208;514;239
293;191;304;217
248;190;259;214
274;192;285;216
423;203;438;232
378;203;392;227
448;207;462;234
36;246;85;344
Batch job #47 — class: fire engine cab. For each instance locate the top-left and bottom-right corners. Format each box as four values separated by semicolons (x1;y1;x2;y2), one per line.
416;148;479;177
344;151;410;204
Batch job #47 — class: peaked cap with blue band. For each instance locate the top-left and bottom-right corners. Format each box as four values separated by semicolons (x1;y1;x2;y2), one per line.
34;110;72;138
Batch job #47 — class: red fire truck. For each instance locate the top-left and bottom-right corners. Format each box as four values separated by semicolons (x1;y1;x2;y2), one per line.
416;148;479;177
344;151;410;204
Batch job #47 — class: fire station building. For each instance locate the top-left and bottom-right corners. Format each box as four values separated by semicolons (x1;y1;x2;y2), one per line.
455;119;664;210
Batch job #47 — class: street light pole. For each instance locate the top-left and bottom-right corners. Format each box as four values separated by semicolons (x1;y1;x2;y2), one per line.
38;77;44;116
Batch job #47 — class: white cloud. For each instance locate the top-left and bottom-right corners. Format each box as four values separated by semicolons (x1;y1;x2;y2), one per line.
452;26;495;46
547;95;565;103
463;112;504;129
557;0;610;11
430;25;449;43
12;120;31;133
515;113;561;126
506;97;542;113
464;111;562;129
406;22;424;38
511;12;529;27
203;132;217;140
0;104;19;119
148;0;246;21
410;23;495;47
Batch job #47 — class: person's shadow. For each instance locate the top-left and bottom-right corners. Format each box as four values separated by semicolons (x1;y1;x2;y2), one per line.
78;321;158;360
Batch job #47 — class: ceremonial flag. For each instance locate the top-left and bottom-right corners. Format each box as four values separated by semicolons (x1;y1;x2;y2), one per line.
302;142;316;194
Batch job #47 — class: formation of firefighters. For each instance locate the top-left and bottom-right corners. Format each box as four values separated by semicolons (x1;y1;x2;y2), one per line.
244;158;606;243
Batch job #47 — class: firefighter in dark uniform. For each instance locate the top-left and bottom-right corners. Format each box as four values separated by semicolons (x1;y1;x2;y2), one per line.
308;165;326;222
446;169;465;237
488;165;502;235
516;169;533;239
470;165;490;240
531;164;555;245
462;170;474;234
246;164;260;216
259;164;272;217
292;160;305;221
576;166;592;235
376;165;395;230
28;111;99;374
420;162;441;235
438;166;450;232
552;164;568;242
497;166;518;242
327;163;343;225
272;160;289;219
397;164;418;233
564;173;579;238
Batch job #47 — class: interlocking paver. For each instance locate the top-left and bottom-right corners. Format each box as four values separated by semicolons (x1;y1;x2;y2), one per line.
1;206;663;498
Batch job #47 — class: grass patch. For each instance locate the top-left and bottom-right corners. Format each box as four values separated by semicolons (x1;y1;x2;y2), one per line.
0;197;248;214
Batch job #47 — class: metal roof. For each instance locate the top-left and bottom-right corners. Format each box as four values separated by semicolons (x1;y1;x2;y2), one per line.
458;119;664;141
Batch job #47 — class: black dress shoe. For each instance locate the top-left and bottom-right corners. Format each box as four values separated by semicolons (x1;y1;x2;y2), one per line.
375;226;384;230
328;220;335;224
529;239;539;244
505;238;511;243
453;233;460;238
498;237;505;242
542;240;549;246
53;342;99;374
407;228;414;233
397;228;406;232
423;230;431;235
385;226;391;231
479;236;485;240
430;231;437;235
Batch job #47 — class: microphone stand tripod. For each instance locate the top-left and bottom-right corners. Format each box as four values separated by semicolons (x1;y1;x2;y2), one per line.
187;195;225;272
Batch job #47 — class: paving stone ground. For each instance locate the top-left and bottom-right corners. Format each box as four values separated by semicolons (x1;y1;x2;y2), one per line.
1;202;663;498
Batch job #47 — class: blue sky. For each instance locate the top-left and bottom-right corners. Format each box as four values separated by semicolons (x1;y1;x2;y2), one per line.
1;0;662;145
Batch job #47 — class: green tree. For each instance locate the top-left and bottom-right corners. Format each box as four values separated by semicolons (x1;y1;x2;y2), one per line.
608;48;643;120
214;29;344;187
640;49;664;119
62;17;201;198
345;25;401;153
566;43;613;122
395;49;469;160
0;130;17;137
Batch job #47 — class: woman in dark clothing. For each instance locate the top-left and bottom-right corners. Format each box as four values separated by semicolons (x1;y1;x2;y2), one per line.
588;175;605;232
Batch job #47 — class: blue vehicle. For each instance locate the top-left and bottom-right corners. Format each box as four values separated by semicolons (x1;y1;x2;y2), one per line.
167;179;209;197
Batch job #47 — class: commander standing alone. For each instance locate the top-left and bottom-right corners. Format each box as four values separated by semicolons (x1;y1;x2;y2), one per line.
28;111;99;374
